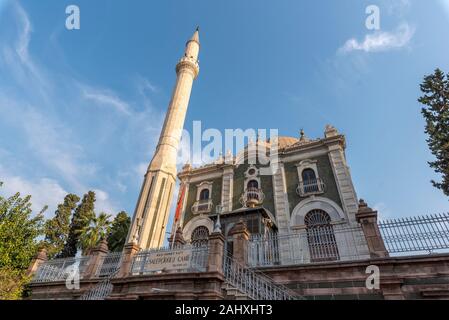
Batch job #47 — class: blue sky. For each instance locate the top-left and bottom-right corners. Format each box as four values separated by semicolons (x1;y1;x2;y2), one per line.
1;0;449;229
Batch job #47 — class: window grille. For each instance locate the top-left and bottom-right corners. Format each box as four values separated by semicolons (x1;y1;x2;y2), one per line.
305;209;339;262
191;226;210;247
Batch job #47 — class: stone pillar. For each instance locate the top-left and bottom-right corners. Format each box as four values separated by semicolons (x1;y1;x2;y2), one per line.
27;248;48;277
168;227;187;248
356;199;389;258
116;242;140;278
229;219;250;265
207;232;225;273
84;239;109;279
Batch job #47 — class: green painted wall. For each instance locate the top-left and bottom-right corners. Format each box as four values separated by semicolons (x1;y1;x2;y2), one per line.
183;177;222;226
284;154;343;215
231;164;276;217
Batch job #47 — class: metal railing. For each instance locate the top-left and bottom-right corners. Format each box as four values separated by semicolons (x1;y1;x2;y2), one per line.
131;244;209;275
191;199;214;214
296;179;325;197
32;256;90;283
248;226;370;267
223;254;300;300
378;213;449;254
240;188;265;208
96;252;122;277
80;268;119;300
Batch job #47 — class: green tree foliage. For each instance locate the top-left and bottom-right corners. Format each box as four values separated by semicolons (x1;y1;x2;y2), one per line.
107;211;131;252
59;191;96;258
0;182;45;270
43;194;80;259
0;267;31;300
77;212;111;254
418;69;449;196
0;182;45;299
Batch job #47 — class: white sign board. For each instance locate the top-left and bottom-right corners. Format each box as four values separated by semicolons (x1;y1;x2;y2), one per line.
143;249;192;272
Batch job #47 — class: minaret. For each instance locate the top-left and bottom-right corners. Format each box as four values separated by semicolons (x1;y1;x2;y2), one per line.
127;28;200;249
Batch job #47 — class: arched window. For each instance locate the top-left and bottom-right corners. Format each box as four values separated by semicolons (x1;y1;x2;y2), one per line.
191;226;209;247
199;189;210;201
305;209;339;262
247;180;259;189
302;169;319;193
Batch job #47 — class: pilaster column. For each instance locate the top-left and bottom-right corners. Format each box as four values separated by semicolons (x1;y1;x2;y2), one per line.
229;219;250;266
327;142;359;223
356;199;389;258
27;248;48;277
221;165;234;213
116;242;140;278
207;232;225;273
84;239;109;279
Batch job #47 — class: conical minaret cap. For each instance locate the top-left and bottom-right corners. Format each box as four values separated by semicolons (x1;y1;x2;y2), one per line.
189;27;200;45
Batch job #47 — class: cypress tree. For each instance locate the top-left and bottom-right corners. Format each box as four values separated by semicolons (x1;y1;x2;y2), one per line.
107;211;131;252
59;191;96;258
43;194;80;259
418;68;449;196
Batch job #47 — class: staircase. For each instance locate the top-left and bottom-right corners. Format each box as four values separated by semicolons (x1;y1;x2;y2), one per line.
79;268;119;300
222;254;301;300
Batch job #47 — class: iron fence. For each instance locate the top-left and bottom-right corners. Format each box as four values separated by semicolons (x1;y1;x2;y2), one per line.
223;254;300;300
378;213;449;254
96;252;122;277
32;256;90;283
248;225;370;267
131;244;209;275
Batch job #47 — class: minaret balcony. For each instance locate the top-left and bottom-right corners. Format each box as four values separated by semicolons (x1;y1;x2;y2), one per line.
296;178;326;197
240;188;265;208
192;199;214;215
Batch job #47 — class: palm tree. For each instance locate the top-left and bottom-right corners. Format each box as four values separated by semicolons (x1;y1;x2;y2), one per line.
76;211;111;255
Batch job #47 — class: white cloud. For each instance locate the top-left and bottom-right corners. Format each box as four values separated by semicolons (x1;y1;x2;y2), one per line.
0;166;67;218
339;23;415;54
92;188;119;215
0;2;165;221
82;86;132;115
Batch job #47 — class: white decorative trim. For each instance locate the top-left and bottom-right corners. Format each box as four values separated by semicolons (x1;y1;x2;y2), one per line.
196;181;213;201
290;197;346;227
182;215;214;241
189;171;223;183
243;165;261;191
295;159;319;180
221;166;234;212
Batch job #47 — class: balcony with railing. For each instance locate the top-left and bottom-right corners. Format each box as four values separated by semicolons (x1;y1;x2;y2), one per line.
191;199;214;214
296;178;325;197
240;188;265;208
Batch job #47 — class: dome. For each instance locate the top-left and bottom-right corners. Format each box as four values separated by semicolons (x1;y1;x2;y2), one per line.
264;136;298;149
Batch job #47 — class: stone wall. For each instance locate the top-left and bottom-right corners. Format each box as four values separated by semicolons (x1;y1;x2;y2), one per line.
259;254;449;300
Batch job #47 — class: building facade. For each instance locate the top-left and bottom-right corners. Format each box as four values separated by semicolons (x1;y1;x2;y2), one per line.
26;28;449;301
177;128;371;265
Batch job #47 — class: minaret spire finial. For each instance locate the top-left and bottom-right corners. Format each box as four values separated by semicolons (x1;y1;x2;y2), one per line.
190;27;200;45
